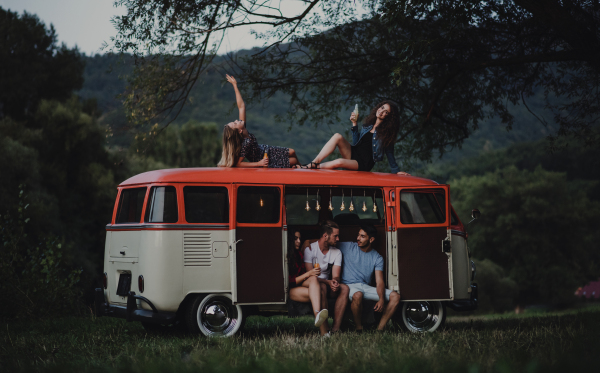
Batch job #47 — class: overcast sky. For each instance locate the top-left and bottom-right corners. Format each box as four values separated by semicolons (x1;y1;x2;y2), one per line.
0;0;283;55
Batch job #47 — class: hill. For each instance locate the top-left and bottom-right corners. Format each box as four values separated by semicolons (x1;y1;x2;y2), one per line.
78;53;558;169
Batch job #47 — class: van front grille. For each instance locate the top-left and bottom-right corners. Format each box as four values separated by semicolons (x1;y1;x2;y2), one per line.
183;232;212;266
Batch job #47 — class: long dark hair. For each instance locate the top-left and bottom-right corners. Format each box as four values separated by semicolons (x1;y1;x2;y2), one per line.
287;230;302;272
362;100;400;148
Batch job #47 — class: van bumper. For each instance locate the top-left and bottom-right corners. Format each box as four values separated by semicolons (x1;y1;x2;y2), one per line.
446;284;478;312
94;288;177;325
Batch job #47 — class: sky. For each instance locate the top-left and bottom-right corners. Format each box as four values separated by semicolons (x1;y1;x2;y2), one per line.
0;0;297;55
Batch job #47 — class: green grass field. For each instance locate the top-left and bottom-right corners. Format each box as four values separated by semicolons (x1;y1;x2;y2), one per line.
2;307;599;373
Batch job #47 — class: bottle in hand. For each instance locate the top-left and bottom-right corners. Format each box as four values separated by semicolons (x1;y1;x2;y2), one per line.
262;147;268;167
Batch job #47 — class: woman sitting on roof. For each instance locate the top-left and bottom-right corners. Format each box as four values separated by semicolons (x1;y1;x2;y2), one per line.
305;101;409;175
217;75;300;168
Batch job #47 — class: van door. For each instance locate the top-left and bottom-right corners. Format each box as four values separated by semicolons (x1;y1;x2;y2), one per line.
395;186;453;300
231;184;285;304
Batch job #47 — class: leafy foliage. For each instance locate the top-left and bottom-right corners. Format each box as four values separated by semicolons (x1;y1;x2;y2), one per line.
0;7;84;120
451;166;600;305
129;120;223;170
0;188;82;319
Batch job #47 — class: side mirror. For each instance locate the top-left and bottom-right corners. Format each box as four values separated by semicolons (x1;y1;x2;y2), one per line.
466;208;481;231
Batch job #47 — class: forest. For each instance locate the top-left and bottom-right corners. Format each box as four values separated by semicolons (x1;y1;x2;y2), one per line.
1;3;600;322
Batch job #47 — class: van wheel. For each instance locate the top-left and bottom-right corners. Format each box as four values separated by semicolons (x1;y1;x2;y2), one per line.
400;301;446;333
186;294;244;337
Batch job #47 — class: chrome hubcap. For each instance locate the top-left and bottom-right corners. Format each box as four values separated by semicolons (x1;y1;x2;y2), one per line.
404;301;440;332
198;296;239;336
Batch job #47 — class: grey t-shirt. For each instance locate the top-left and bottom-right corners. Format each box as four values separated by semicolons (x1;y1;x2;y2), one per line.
338;242;384;285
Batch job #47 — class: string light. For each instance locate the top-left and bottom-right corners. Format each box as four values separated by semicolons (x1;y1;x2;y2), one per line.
315;189;321;211
328;189;333;211
305;189;311;211
373;190;377;213
340;189;345;211
260;197;264;207
349;189;355;212
362;190;367;212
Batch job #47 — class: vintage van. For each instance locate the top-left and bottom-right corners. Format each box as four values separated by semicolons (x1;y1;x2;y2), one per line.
95;168;478;336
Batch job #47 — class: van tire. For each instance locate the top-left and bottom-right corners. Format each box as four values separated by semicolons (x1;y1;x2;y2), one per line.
186;293;244;337
397;301;446;333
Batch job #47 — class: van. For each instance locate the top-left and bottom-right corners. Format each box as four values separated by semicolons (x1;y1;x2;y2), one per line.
95;168;478;335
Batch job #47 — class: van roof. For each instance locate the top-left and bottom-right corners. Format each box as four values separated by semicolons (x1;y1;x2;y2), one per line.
119;168;440;187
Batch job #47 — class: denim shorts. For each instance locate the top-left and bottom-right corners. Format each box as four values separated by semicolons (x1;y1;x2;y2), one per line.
347;283;393;302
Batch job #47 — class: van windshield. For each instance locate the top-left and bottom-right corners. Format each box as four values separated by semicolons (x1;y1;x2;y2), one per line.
115;187;146;224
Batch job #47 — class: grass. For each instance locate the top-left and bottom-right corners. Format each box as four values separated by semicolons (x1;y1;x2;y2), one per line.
1;307;599;373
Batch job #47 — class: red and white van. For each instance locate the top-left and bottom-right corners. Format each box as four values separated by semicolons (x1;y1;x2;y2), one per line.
95;168;478;336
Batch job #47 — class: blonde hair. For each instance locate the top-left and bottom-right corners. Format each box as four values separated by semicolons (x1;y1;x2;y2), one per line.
217;125;243;167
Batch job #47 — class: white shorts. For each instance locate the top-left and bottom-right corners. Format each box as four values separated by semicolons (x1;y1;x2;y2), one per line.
347;283;394;302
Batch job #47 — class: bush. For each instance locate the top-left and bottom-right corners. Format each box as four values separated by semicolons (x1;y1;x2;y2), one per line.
0;187;82;319
451;166;600;305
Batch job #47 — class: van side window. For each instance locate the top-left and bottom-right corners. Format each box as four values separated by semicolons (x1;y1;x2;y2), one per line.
183;186;229;223
400;190;446;224
115;187;146;224
237;186;280;224
145;186;178;223
285;192;320;225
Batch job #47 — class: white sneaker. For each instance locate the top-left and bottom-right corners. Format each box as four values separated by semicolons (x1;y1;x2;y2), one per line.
322;331;331;338
314;309;329;327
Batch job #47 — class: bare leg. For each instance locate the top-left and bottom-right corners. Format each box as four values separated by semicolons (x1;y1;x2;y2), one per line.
319;158;359;170
313;134;353;164
377;292;401;331
350;291;364;331
288;148;300;166
301;276;323;314
319;282;329;335
332;284;349;332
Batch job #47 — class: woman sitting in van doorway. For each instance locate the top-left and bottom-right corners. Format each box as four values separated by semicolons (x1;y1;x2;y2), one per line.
287;230;330;336
305;101;410;175
217;74;301;168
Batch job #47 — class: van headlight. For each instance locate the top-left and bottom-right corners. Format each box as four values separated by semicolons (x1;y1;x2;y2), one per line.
471;260;476;281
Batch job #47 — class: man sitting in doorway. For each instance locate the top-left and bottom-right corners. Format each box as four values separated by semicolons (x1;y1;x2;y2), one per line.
338;224;401;332
304;220;350;334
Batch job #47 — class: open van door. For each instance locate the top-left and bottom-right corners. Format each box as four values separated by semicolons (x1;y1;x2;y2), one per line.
395;186;453;300
230;184;286;304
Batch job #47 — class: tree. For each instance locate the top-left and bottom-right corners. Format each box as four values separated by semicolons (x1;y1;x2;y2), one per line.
451;165;600;305
0;7;84;120
129;120;222;169
113;0;600;165
111;0;359;126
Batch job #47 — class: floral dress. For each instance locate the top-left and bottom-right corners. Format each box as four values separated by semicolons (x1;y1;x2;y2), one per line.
239;132;290;168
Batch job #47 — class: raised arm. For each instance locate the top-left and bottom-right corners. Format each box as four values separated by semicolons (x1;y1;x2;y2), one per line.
226;74;245;122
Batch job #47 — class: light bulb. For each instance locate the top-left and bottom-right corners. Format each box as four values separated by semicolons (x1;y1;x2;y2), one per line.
316;201;321;211
373;203;377;213
349;200;354;211
329;200;333;211
362;201;367;212
340;200;345;211
305;201;311;211
260;198;264;207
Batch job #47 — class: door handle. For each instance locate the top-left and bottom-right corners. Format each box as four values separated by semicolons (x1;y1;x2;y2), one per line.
442;239;451;253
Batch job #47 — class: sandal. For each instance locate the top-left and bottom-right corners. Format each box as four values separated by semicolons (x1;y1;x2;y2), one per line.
292;164;308;169
305;161;320;169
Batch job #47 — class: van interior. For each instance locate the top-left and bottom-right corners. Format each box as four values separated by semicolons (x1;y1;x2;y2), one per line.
285;187;387;282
